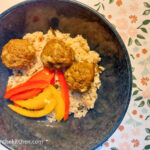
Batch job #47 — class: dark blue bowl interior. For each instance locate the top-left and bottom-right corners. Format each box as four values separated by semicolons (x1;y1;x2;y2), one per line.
0;0;132;150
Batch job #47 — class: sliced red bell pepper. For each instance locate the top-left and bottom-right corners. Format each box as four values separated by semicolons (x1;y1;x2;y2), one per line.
4;80;48;99
10;89;42;101
14;104;19;107
4;69;55;99
27;69;55;84
50;75;55;85
57;70;70;120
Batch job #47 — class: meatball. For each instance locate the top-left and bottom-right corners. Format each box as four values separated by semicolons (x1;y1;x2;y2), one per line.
1;39;35;69
65;62;95;92
41;39;74;69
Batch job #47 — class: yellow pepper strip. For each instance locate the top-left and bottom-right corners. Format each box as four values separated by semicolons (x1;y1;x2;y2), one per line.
8;85;65;122
8;98;56;118
50;85;65;122
14;86;53;109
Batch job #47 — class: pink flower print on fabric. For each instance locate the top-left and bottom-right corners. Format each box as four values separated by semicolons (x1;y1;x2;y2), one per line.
118;8;127;15
142;88;150;99
118;142;131;150
132;128;141;136
121;133;129;140
116;18;128;30
129;2;139;12
128;26;137;38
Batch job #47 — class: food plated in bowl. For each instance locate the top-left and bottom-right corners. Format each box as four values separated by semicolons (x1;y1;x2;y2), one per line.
0;0;132;150
1;29;104;122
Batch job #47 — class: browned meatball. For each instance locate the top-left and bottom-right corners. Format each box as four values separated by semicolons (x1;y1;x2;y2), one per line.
65;62;95;92
41;39;74;69
1;39;35;69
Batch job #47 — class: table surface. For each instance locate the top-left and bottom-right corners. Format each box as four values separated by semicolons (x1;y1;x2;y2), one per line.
0;0;150;150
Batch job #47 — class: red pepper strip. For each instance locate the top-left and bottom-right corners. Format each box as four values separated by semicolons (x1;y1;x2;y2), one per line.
34;109;40;111
4;80;48;99
27;69;55;84
14;104;19;107
50;75;55;85
4;69;55;100
10;89;42;101
57;70;70;120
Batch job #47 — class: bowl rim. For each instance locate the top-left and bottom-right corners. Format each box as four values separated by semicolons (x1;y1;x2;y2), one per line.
0;0;132;149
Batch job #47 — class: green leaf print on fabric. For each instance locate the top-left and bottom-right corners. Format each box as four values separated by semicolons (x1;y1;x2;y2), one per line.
133;90;139;95
94;2;105;11
128;37;133;46
145;115;150;120
135;39;142;46
143;10;150;15
137;34;145;39
145;128;150;134
110;147;118;150
145;135;150;140
143;20;150;25
132;83;137;88
144;2;150;8
138;101;145;107
133;75;136;80
140;28;148;33
147;99;150;107
144;145;150;150
134;96;143;101
109;0;114;4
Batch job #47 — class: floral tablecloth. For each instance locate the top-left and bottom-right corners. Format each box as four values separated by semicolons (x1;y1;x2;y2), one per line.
0;0;150;150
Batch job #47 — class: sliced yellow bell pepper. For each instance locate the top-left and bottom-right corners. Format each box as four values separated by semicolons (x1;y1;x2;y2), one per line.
8;85;65;122
8;98;56;118
15;86;53;109
49;85;65;122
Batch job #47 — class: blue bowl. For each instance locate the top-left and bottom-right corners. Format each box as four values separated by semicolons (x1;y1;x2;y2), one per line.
0;0;132;150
